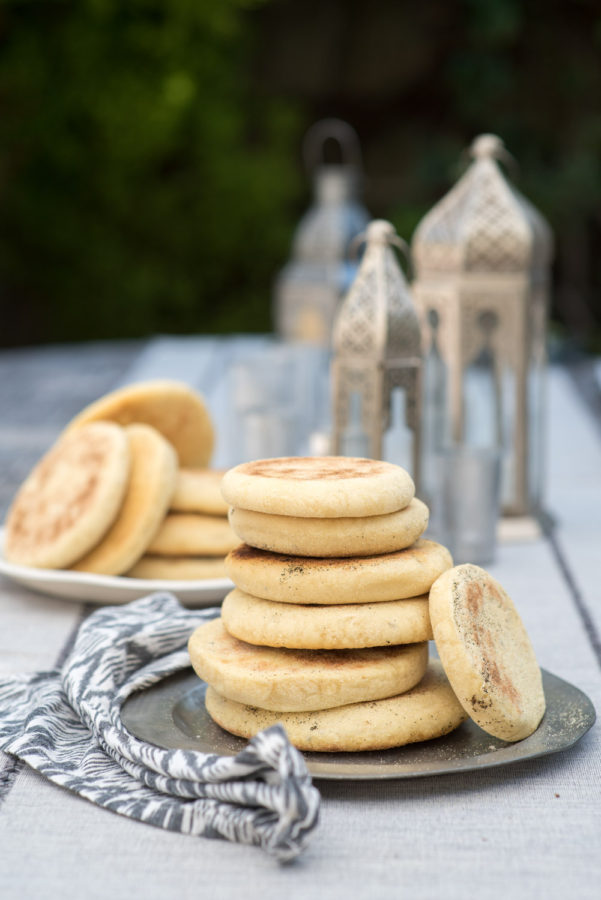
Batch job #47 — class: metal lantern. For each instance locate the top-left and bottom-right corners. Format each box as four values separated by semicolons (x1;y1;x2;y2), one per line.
274;119;370;345
411;134;553;516
331;219;422;483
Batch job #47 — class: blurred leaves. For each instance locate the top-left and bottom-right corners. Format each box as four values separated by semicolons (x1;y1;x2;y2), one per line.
1;0;600;345
0;0;303;343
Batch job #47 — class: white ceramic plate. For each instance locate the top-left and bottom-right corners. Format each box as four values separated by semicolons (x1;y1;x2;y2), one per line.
0;529;233;607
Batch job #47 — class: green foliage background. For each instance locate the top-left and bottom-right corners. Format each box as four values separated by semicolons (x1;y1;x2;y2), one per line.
0;0;600;346
0;0;303;344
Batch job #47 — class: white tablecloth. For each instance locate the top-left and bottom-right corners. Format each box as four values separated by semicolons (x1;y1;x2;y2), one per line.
0;337;599;899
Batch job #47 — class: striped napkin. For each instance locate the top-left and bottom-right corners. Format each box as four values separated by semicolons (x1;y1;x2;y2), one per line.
0;593;320;861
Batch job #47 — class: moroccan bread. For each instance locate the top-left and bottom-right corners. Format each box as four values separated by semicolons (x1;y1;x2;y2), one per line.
221;587;433;649
72;424;177;575
228;498;429;558
170;468;228;516
205;661;467;752
225;539;452;604
63;379;214;467
4;423;130;569
126;555;228;581
429;564;546;742
220;456;415;518
188;617;428;712
147;513;239;557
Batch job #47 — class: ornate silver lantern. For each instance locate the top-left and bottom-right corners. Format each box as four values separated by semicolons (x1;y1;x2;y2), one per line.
411;134;553;517
331;219;422;483
274;119;370;345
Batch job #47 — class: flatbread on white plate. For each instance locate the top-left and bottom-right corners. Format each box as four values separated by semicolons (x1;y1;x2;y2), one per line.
73;424;177;575
170;468;228;516
63;379;214;467
148;513;239;557
4;423;130;569
127;555;228;581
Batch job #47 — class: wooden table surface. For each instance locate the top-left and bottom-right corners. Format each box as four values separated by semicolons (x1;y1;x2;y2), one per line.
0;336;599;900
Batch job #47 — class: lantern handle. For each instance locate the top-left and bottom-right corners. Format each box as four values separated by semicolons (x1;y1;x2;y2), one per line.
349;226;413;278
303;118;363;171
463;134;520;180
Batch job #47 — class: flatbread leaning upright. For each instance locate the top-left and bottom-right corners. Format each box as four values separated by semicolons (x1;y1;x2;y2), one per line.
429;564;546;742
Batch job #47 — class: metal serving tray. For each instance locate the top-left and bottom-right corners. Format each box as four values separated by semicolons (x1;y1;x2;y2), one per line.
121;668;595;781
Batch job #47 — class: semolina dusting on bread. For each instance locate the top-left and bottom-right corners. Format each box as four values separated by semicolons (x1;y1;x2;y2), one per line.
205;661;467;752
429;564;546;741
221;587;433;649
224;539;452;604
228;498;429;558
188;617;428;713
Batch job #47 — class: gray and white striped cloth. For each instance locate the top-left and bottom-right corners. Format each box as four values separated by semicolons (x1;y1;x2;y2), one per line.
0;593;320;861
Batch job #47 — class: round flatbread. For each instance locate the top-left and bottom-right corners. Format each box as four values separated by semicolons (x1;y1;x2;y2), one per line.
147;513;239;557
429;564;546;742
188;617;428;712
228;498;429;558
126;555;228;581
205;661;467;752
4;423;130;569
225;539;452;604
72;424;177;575
221;457;414;518
63;379;214;467
221;588;433;649
171;468;228;516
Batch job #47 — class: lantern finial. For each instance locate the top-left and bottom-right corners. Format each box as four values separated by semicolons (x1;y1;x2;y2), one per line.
470;133;505;159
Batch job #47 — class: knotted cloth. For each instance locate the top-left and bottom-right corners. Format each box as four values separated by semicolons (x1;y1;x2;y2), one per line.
0;593;320;861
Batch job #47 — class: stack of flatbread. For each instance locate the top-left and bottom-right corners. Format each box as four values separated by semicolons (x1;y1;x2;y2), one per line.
190;456;547;751
4;381;237;579
128;468;237;580
189;457;468;751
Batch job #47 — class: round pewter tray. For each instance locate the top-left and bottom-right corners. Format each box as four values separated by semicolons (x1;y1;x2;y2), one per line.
121;669;595;781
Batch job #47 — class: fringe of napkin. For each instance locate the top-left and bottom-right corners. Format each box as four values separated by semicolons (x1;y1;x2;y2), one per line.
0;593;320;861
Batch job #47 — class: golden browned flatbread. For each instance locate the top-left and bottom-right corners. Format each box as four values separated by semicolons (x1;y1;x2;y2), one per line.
221;456;414;518
221;587;433;649
148;513;239;557
429;564;546;742
205;661;467;752
228;498;429;558
72;424;177;575
126;555;228;580
63;379;214;466
225;539;452;604
188;617;428;712
4;423;130;569
170;468;228;516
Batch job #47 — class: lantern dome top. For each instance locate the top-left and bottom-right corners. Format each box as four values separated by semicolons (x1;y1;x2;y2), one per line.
412;134;553;274
292;166;369;264
333;220;421;361
291;119;370;265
